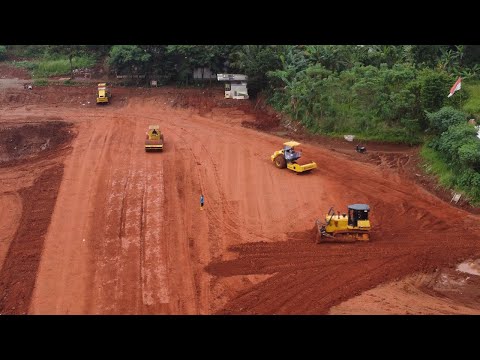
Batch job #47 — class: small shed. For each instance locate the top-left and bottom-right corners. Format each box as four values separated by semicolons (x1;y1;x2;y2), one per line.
217;73;249;99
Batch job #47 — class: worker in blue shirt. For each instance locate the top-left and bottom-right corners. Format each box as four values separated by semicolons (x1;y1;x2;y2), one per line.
200;194;204;210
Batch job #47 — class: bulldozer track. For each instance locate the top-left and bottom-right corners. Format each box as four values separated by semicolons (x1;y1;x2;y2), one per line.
139;168;147;310
163;122;241;248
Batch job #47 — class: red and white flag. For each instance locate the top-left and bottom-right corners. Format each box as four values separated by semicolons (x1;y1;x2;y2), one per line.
448;77;462;98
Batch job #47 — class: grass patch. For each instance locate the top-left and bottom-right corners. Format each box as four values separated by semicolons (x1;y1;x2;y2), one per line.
33;79;49;86
420;143;480;206
9;55;96;78
33;56;96;77
463;80;480;116
420;144;455;187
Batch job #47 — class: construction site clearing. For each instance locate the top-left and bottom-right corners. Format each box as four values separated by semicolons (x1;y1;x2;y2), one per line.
1;69;480;315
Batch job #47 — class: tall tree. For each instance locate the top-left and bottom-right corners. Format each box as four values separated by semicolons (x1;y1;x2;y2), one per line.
108;45;151;79
229;45;284;95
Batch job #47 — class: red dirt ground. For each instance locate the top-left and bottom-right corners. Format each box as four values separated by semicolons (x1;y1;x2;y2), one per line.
1;76;480;314
0;63;31;80
330;267;480;315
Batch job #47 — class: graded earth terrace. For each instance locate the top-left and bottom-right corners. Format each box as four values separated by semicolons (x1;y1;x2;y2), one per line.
1;78;480;314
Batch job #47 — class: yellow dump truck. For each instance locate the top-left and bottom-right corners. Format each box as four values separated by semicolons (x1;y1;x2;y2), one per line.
145;125;164;151
96;83;111;104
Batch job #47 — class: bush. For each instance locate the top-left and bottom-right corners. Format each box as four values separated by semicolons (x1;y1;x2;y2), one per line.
434;122;478;162
457;169;480;204
8;45;46;58
418;70;451;112
0;45;6;61
420;143;480;204
458;141;480;168
462;80;480;116
266;62;439;142
426;106;468;135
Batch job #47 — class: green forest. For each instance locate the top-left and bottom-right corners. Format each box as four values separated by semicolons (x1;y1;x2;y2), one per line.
2;45;480;204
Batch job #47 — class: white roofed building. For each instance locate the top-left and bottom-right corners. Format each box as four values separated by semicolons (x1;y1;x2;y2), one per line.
217;73;249;99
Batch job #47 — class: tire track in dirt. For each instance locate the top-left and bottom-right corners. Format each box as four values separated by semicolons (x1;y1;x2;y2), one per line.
163;121;240;251
130;106;251;313
157;125;205;313
92;117;136;313
89;115;170;313
130;106;247;312
0;192;22;270
139;174;147;307
142;153;169;308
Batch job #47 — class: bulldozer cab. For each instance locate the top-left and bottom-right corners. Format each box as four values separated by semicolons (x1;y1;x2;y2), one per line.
147;125;161;139
96;83;110;104
347;204;370;227
145;125;164;152
283;141;302;162
283;141;300;150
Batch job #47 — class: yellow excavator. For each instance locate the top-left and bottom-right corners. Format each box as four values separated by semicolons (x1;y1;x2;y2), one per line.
315;204;371;243
271;141;317;173
145;125;164;151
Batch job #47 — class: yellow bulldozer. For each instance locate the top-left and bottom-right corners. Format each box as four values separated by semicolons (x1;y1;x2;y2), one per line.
96;83;111;104
315;204;371;243
145;125;164;151
271;141;317;173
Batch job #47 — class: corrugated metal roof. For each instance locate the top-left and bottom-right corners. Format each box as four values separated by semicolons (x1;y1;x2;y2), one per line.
283;141;301;147
217;73;248;81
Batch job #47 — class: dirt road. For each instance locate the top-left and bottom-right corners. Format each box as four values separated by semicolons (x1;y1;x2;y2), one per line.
1;84;480;314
